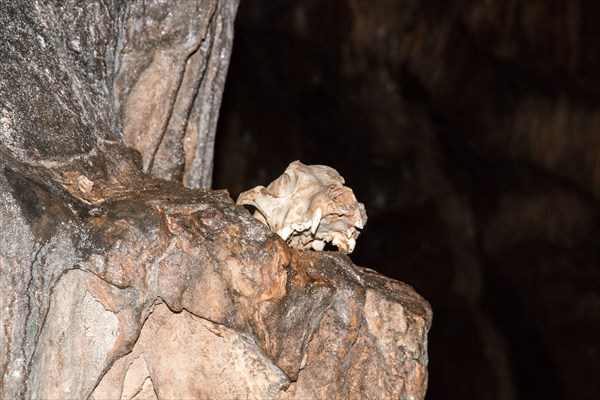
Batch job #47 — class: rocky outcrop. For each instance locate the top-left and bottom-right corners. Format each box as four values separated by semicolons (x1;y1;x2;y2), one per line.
0;1;431;399
1;155;431;399
214;1;599;399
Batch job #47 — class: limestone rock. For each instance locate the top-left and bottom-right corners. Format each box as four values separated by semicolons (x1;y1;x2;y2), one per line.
1;167;431;398
0;1;431;399
116;0;238;188
92;303;289;400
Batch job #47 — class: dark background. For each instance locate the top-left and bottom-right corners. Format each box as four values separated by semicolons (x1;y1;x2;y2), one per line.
213;1;600;399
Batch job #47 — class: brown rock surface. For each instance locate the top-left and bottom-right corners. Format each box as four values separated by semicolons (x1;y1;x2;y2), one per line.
91;302;290;400
0;1;432;399
1;160;432;398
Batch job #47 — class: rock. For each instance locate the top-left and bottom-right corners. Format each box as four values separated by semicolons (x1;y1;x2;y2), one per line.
1;167;431;398
0;1;432;399
116;0;238;188
91;302;289;400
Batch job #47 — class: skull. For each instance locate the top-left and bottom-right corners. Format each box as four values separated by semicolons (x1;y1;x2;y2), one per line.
237;161;367;253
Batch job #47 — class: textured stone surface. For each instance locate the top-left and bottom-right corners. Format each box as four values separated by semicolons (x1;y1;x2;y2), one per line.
116;0;237;188
0;1;431;399
0;167;431;398
92;303;289;400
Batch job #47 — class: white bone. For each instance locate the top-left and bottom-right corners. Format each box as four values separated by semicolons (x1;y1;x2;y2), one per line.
237;161;367;253
311;207;322;235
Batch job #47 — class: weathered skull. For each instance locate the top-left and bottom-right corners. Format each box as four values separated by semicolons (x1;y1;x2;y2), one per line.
237;161;367;253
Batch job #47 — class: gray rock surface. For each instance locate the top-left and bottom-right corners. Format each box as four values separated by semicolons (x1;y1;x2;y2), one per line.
0;1;432;399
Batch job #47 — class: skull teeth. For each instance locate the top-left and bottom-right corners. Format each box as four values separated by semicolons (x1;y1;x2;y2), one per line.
237;161;367;254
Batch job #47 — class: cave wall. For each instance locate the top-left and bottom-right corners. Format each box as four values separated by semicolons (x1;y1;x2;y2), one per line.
1;1;432;399
214;1;600;399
